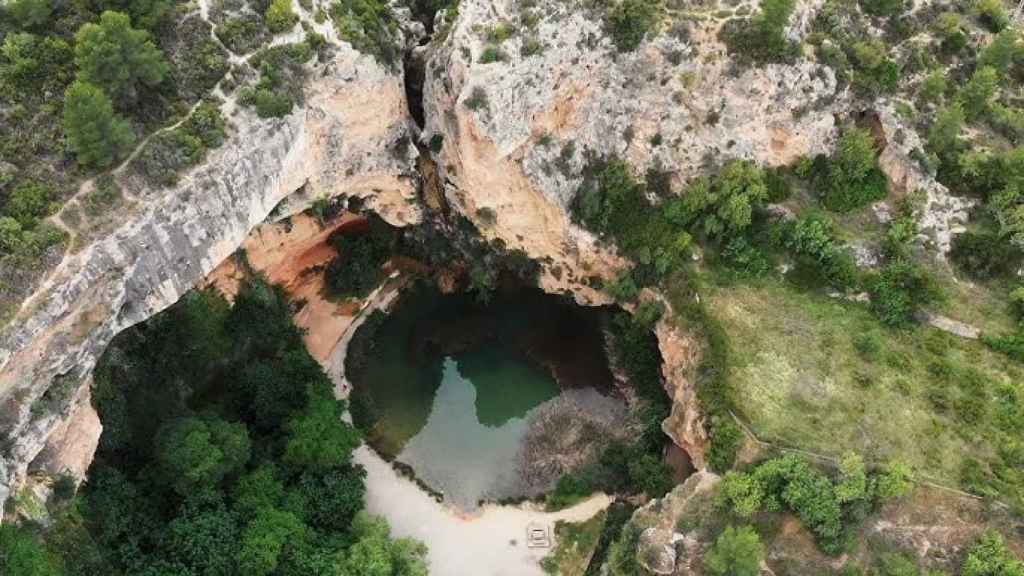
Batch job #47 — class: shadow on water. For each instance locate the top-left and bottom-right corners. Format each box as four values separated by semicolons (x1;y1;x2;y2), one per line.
346;282;618;507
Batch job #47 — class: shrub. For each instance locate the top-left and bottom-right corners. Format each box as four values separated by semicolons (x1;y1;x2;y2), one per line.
959;66;1000;121
779;213;857;290
859;0;904;17
961;530;1024;576
927;103;965;158
547;473;594;511
605;0;660;52
707;418;743;472
934;13;967;54
919;70;947;104
720;0;797;64
0;524;60;576
331;0;400;67
867;260;940;327
73;11;169;106
238;42;313;118
950;229;1021;279
133;101;225;187
851;40;899;95
821;128;889;212
704;526;764;576
4;181;54;228
478;45;506;63
265;0;298;33
62;80;136;168
975;0;1010;33
978;30;1024;77
464;86;489;111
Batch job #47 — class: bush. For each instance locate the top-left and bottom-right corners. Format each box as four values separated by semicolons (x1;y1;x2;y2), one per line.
850;40;899;95
324;217;395;299
974;0;1010;33
464;86;489;111
265;0;298;33
133;101;225;187
934;13;968;54
919;70;947;104
820;128;889;212
950;229;1021;279
704;526;764;576
779;213;857;290
720;0;797;64
0;524;60;576
238;42;313;118
330;0;400;68
708;418;743;472
859;0;904;17
961;530;1024;576
62;80;136;168
867;260;940;327
959;66;1000;121
605;0;660;52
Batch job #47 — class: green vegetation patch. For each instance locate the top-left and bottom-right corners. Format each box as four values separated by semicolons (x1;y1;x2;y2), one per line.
541;511;607;576
324;217;397;299
239;41;315;118
703;276;1024;507
132;101;226;188
330;0;401;68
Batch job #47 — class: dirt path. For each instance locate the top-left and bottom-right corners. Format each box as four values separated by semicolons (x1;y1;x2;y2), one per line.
355;444;612;576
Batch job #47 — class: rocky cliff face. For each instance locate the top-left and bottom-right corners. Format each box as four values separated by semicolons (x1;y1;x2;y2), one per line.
0;43;419;510
0;0;972;514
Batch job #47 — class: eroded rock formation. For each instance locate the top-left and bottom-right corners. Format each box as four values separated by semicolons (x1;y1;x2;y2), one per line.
0;44;419;510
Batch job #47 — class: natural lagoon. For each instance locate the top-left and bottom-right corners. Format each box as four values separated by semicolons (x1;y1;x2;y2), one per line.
347;284;625;510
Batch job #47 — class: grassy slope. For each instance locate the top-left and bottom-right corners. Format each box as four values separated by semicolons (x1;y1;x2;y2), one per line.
687;272;1022;487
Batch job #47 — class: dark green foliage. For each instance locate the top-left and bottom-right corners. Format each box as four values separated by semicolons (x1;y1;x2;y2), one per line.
0;33;74;98
265;0;298;33
951;229;1021;279
154;415;252;495
5;0;52;29
867;260;939;327
858;0;904;17
4;180;55;228
605;0;659;52
428;134;444;152
959;66;1000;121
0;524;60;576
974;0;1010;33
324;217;395;299
62;80;136;168
133;101;226;187
90;0;174;30
704;525;764;576
71;278;401;575
850;40;899;95
333;512;428;576
478;45;506;63
239;42;313;118
330;0;400;68
708;419;743;472
818;128;888;213
777;213;857;290
74;11;169;106
720;0;797;64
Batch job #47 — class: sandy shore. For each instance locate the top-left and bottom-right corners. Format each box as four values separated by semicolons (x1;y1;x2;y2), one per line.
355;445;612;576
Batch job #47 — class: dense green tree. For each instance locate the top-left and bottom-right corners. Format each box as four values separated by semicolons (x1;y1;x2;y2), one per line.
0;524;60;576
704;526;764;576
161;503;241;576
62;80;135;168
74;11;168;105
154;415;251;494
284;385;361;471
0;217;24;253
5;0;52;29
237;508;307;576
233;465;288;521
868;260;939;326
975;0;1010;32
298;465;367;532
627;453;674;498
334;512;429;576
979;30;1024;75
666;160;768;239
821;128;888;212
928;103;965;157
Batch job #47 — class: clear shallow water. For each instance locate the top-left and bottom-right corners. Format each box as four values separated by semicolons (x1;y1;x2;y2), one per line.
398;356;558;509
348;285;615;510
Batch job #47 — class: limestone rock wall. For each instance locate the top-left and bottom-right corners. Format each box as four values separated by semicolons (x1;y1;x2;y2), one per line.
0;45;419;511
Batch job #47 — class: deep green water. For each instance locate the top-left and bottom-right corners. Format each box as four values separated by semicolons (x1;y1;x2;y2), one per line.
347;284;614;509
